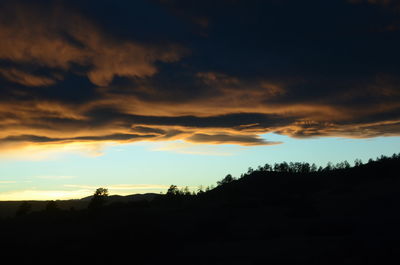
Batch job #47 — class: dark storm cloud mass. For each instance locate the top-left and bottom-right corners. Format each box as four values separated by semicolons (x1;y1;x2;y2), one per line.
0;0;399;150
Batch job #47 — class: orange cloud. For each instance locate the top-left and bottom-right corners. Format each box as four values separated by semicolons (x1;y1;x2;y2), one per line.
0;0;399;156
0;3;186;87
0;68;398;152
0;68;59;87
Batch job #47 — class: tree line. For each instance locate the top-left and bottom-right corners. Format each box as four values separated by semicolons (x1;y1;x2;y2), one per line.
167;152;400;196
13;152;400;215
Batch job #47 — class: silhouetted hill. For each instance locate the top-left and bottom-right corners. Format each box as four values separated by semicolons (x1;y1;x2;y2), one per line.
80;192;160;202
0;193;160;218
0;154;399;264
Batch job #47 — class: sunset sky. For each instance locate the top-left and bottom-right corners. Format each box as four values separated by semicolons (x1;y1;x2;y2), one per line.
0;0;399;200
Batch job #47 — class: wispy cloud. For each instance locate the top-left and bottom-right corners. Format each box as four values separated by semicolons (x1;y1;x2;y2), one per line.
35;175;77;180
0;189;91;201
0;181;16;184
0;142;105;161
0;0;399;158
64;184;170;191
0;2;186;87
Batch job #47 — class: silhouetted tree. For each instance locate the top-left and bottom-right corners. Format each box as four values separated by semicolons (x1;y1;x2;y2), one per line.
2;152;400;264
336;162;345;169
182;186;191;196
217;174;235;186
310;163;317;172
324;162;333;171
379;155;390;162
303;163;308;172
197;185;204;195
273;163;279;172
334;160;350;169
88;187;109;209
354;159;363;167
263;163;272;171
289;162;295;173
166;185;180;196
274;162;289;172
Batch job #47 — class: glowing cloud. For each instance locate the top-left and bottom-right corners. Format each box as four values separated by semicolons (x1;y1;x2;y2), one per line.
0;0;398;157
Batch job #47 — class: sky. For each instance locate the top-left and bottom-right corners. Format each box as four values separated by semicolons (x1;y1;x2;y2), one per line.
0;0;399;200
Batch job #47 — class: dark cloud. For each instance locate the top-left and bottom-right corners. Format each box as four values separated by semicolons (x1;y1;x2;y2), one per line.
131;126;166;135
187;133;281;146
0;133;157;145
0;0;399;150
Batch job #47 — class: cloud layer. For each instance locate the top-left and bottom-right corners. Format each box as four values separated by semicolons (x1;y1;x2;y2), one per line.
0;0;399;151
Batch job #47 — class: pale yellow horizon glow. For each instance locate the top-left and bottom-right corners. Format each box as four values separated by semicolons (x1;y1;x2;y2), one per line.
0;184;182;201
0;189;93;201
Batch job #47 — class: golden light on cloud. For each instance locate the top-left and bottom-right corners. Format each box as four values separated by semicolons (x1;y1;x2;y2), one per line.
0;0;398;207
0;0;398;159
0;2;186;86
0;67;59;87
0;141;105;161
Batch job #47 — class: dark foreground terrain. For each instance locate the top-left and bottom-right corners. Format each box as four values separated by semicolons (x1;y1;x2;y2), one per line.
1;154;400;264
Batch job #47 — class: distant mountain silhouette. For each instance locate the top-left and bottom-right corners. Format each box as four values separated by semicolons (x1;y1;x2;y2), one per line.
1;153;399;265
0;193;160;218
80;192;160;202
